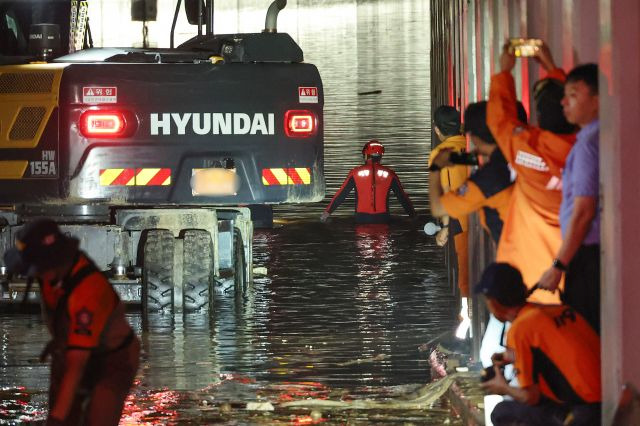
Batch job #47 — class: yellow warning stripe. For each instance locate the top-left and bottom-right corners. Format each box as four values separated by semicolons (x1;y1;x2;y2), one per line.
100;168;171;186
99;169;134;186
271;168;289;185
294;167;311;184
0;160;28;179
136;168;158;185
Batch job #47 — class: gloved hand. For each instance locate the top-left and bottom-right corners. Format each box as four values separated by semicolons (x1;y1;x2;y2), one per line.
320;211;330;223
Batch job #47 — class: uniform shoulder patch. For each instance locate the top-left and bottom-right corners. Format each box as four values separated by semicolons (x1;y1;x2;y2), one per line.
74;307;94;336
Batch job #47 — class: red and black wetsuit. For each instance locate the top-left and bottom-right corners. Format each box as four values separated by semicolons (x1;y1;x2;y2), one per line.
325;160;416;223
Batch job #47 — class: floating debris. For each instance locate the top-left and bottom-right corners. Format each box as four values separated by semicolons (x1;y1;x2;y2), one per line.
246;401;275;411
253;266;268;276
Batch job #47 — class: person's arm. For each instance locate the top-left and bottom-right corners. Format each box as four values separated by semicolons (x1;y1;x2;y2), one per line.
534;42;564;80
49;349;91;421
429;169;447;217
429;149;456;246
539;133;599;291
390;175;416;217
321;172;356;221
481;366;541;405
429;148;455;217
538;196;597;291
486;45;522;165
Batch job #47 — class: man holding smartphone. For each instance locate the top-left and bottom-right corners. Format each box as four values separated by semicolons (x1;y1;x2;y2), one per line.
487;40;577;305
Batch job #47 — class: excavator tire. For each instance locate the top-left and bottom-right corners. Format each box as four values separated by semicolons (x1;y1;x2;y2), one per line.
183;230;214;313
142;230;175;315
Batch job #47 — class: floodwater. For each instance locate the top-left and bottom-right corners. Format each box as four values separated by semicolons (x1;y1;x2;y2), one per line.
0;0;463;424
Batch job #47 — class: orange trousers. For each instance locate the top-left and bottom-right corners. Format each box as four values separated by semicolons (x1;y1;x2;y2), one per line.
453;231;469;297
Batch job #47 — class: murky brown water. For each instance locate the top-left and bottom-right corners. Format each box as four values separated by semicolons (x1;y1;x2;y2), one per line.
0;0;464;424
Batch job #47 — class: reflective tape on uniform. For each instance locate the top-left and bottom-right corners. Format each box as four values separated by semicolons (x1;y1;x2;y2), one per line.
100;168;171;186
262;168;311;185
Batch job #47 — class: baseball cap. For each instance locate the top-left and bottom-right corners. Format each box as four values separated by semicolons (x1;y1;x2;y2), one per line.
473;262;527;307
3;219;79;276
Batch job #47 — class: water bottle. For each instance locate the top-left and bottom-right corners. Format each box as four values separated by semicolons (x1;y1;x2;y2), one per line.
423;222;442;236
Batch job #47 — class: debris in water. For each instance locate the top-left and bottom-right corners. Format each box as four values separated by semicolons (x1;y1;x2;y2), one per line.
246;401;275;411
253;266;268;276
310;409;322;420
358;90;382;95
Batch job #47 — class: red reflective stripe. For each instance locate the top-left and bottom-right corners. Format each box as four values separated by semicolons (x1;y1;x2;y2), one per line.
145;168;171;186
262;168;279;185
111;169;135;185
287;168;304;184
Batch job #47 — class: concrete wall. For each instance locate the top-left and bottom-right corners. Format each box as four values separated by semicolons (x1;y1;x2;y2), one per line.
433;0;640;422
599;0;640;422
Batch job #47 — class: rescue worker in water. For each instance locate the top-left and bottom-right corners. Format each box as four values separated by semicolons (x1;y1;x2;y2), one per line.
3;219;140;426
320;140;416;224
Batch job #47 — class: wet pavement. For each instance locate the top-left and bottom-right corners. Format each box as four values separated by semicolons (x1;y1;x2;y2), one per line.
0;0;466;423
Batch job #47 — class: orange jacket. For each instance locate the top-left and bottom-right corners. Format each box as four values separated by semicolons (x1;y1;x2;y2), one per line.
429;135;470;231
487;71;576;304
508;304;601;403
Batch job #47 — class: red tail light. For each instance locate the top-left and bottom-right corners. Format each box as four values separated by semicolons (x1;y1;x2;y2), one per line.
79;110;127;137
284;110;317;138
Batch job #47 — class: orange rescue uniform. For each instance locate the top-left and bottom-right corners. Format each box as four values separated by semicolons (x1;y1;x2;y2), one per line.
429;135;470;295
441;149;513;244
487;70;575;304
41;253;139;426
507;304;601;404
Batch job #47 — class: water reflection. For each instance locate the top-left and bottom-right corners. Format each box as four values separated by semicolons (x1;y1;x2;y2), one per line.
0;0;463;423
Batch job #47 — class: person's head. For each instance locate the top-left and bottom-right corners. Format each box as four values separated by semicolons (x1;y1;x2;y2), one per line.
474;262;527;322
3;219;79;280
533;78;577;134
562;63;599;127
362;139;384;163
433;105;462;142
463;101;526;156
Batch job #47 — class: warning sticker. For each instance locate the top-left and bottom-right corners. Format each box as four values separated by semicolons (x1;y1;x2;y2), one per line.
83;87;117;104
298;87;318;104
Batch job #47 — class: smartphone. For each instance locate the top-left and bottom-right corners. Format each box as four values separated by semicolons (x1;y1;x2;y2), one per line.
508;38;542;57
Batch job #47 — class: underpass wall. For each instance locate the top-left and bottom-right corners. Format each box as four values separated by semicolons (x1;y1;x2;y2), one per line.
433;0;640;422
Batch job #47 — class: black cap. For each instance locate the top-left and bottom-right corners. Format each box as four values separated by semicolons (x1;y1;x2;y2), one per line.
473;263;527;307
533;78;576;134
3;219;79;276
433;105;462;137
